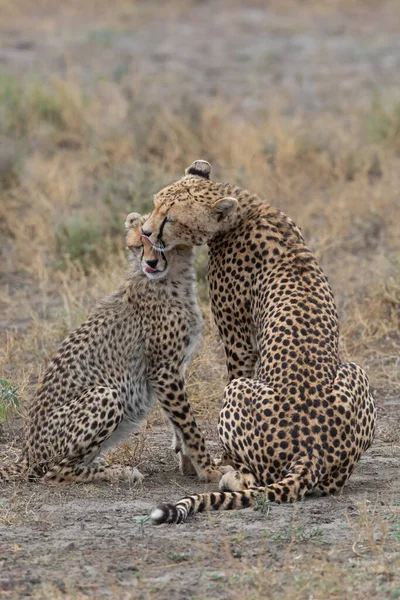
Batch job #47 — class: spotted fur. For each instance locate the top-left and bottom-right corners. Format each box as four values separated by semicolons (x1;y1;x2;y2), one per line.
0;213;222;484
145;160;377;524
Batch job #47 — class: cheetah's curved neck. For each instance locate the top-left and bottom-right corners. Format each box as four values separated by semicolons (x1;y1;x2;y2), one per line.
209;182;301;248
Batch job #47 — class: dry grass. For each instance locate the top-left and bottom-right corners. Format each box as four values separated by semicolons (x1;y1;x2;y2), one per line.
1;72;399;412
0;489;39;526
107;427;149;468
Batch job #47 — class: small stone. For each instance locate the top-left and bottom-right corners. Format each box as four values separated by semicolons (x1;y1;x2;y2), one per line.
65;542;76;551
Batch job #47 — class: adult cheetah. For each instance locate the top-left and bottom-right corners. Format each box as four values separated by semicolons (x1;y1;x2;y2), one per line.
140;160;377;524
0;213;222;484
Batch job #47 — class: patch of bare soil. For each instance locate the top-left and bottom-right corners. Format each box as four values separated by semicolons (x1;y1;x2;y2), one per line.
1;419;400;599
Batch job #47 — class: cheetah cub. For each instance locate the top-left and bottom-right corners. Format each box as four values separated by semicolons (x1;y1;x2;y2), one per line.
0;213;221;484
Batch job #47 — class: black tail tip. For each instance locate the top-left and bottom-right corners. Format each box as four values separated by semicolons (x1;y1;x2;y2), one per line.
150;503;179;525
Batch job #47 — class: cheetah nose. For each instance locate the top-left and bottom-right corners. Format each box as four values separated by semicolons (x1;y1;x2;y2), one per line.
146;259;158;270
141;228;152;238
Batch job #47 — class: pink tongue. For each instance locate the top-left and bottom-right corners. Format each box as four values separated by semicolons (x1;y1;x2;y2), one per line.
145;266;157;273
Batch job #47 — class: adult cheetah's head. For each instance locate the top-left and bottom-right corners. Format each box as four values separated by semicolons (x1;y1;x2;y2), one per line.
141;160;238;251
125;213;169;280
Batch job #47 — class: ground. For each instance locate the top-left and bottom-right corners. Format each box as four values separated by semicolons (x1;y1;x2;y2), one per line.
1;430;400;599
0;1;400;598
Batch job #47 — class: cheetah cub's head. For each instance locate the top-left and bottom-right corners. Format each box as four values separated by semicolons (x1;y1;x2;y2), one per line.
125;212;169;280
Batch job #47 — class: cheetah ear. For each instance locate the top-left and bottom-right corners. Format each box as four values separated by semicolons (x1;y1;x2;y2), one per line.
125;212;143;230
212;197;238;222
185;160;211;179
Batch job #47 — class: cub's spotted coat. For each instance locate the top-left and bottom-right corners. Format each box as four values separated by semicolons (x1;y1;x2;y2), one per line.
0;213;222;484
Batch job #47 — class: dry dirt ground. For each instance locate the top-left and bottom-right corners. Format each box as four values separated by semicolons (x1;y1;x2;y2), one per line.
0;433;399;600
1;1;400;599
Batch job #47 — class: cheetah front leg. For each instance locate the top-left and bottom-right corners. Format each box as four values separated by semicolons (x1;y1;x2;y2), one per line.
151;372;222;483
169;421;198;476
211;308;258;382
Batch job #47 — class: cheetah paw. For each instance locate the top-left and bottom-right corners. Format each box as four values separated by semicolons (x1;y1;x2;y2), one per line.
130;467;145;484
219;470;242;492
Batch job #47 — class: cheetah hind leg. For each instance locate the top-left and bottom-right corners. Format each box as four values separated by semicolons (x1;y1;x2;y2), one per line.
313;463;356;497
41;386;143;484
311;362;376;496
44;462;144;485
332;362;377;451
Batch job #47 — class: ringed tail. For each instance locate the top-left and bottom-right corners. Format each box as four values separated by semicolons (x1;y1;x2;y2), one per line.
151;489;262;524
151;462;313;524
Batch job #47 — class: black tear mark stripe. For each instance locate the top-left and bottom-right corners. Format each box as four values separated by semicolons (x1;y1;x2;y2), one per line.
158;217;168;242
158;201;175;244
